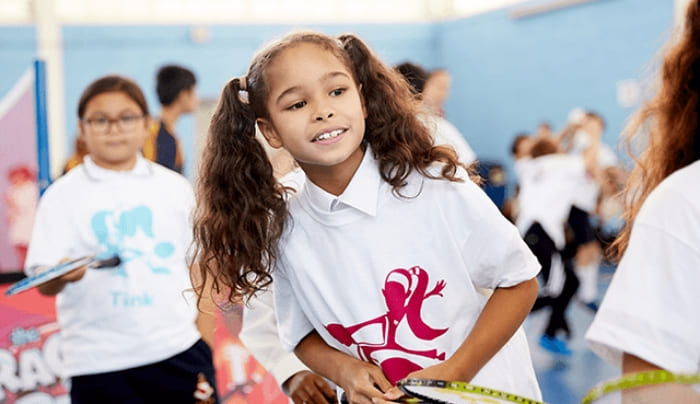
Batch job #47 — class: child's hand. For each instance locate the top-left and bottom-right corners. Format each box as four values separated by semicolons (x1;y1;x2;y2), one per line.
383;362;466;403
380;385;406;402
37;257;88;296
284;370;337;404
337;359;392;404
55;257;88;283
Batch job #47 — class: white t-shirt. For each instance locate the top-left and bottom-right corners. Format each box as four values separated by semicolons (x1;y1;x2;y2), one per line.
568;130;619;213
586;160;700;373
272;149;541;399
516;154;586;248
25;155;201;377
422;114;477;165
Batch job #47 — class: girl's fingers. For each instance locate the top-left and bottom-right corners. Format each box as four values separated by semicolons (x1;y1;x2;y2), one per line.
370;371;393;394
62;265;87;282
382;386;404;401
315;377;337;400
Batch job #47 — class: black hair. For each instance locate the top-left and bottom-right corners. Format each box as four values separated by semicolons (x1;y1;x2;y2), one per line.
156;65;197;106
394;62;429;95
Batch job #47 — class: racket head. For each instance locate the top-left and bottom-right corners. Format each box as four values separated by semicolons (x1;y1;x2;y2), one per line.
581;370;700;404
5;255;95;296
397;378;545;404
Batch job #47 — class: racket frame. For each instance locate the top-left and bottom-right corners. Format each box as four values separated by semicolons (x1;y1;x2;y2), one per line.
397;378;546;404
581;370;700;404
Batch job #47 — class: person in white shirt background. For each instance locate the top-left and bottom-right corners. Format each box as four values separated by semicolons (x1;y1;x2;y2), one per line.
25;75;217;404
515;131;601;356
191;30;542;404
560;111;617;313
586;0;700;378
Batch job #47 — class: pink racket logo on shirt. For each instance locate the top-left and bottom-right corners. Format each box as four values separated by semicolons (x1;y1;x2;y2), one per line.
325;266;447;384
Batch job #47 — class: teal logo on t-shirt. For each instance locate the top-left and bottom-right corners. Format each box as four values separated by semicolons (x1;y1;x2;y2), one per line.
91;205;175;277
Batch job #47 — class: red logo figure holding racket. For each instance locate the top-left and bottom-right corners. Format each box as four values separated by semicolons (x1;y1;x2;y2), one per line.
326;266;447;384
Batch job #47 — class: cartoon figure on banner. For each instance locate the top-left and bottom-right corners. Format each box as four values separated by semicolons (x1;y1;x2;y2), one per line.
214;303;286;403
194;372;216;404
4;165;38;268
326;266;448;383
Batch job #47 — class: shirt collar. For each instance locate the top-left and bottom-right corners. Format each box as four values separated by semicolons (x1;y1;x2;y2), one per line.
82;154;152;181
302;147;380;217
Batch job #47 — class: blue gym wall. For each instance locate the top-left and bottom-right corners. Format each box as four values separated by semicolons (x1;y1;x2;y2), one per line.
61;23;437;177
0;26;37;96
438;0;673;185
0;0;676;182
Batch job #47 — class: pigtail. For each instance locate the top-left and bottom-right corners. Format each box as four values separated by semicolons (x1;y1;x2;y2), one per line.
192;78;289;303
337;34;466;192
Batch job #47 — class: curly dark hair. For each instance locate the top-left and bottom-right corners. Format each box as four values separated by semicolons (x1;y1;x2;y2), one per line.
611;0;700;259
191;31;466;303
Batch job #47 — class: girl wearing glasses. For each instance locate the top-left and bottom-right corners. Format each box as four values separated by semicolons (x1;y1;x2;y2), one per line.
24;75;218;403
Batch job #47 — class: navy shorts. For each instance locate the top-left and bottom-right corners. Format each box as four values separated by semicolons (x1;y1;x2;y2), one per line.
70;339;218;404
566;206;596;247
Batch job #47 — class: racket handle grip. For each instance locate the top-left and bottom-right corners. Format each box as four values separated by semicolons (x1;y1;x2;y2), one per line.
91;255;121;269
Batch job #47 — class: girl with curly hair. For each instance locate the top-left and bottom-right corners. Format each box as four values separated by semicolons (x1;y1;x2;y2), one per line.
192;31;541;403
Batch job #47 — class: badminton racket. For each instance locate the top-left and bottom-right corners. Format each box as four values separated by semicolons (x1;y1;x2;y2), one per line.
397;378;546;404
5;254;121;296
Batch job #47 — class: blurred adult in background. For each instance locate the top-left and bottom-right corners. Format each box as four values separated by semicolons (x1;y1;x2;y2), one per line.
422;68;451;117
143;64;198;174
395;62;477;164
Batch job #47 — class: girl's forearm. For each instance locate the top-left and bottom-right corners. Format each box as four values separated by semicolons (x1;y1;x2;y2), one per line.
447;277;539;381
294;331;356;386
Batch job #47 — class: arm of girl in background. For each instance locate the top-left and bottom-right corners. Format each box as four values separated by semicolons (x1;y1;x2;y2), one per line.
237;136;337;404
241;290;338;404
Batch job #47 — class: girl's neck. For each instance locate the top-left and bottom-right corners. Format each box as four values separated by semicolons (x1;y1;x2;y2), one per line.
91;154;138;172
301;147;365;196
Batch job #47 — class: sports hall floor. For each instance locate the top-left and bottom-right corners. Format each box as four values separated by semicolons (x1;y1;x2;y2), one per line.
525;264;618;404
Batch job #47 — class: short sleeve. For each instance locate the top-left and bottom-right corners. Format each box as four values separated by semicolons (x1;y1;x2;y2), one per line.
24;186;75;275
586;190;700;373
451;178;541;289
271;260;315;352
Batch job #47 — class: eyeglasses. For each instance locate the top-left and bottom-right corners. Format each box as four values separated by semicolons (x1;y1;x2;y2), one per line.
82;114;146;134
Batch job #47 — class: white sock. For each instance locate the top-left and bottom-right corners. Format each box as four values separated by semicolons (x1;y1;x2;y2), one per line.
575;263;599;303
